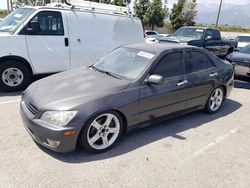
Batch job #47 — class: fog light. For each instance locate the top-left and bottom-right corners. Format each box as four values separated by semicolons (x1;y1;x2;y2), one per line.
47;139;60;148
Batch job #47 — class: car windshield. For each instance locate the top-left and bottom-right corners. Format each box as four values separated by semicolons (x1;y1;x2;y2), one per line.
0;8;35;33
239;45;250;54
173;28;204;39
237;36;250;42
93;47;155;80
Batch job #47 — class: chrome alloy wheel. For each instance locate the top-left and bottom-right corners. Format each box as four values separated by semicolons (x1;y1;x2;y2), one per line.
2;68;24;87
209;88;224;112
87;113;120;150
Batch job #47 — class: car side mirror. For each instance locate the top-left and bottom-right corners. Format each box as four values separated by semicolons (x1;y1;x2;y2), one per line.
205;36;213;41
26;21;41;34
147;75;164;85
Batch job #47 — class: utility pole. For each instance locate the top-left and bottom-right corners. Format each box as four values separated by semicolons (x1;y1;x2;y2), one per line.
215;0;223;28
10;0;13;11
7;0;10;13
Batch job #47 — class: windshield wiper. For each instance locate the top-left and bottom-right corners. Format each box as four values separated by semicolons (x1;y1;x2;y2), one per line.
89;65;122;79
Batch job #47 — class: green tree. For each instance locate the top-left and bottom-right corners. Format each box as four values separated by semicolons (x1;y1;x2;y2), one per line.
170;0;197;29
113;0;125;6
183;0;197;26
13;0;44;6
144;0;166;30
133;0;150;23
170;0;185;30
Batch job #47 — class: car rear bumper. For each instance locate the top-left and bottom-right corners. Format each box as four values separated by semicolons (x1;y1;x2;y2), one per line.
20;100;79;153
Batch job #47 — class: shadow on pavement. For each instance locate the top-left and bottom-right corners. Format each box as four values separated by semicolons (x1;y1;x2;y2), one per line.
39;98;242;163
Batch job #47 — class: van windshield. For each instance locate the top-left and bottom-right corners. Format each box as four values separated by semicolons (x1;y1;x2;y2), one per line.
0;8;34;33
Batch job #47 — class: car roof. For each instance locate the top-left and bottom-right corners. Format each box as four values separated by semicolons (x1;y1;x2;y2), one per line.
124;43;202;54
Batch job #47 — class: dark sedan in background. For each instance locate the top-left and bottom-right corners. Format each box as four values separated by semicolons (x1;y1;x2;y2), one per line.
20;43;234;154
226;44;250;79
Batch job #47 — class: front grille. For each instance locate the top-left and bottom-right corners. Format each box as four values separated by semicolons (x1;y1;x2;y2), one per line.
23;96;38;115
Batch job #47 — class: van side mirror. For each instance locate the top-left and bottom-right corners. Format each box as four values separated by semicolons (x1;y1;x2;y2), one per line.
26;21;41;34
147;75;164;85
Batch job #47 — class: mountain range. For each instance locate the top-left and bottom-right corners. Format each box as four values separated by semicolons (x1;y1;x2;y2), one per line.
195;2;250;27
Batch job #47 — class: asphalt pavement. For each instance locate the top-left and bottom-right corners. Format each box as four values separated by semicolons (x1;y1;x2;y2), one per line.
0;79;249;188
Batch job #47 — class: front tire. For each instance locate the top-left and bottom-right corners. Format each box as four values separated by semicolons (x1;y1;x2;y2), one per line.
79;111;124;153
0;60;31;92
204;87;225;114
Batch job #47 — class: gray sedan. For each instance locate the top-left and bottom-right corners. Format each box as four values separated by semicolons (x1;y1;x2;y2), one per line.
20;43;234;153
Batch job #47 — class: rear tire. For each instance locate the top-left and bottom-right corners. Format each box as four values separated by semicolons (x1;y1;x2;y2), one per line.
79;111;124;154
204;87;225;114
0;60;31;92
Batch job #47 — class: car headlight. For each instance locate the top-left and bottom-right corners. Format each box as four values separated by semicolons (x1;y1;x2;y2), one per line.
40;111;77;127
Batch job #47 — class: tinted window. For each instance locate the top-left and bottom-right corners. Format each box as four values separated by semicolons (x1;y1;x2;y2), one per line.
27;11;64;35
146;31;157;35
185;51;215;74
237;36;250;42
153;52;184;78
239;44;250;54
206;29;220;40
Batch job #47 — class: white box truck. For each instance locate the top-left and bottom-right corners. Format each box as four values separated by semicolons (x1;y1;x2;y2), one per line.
0;0;144;91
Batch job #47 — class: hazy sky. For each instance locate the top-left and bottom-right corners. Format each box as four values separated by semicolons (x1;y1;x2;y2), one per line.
1;0;250;9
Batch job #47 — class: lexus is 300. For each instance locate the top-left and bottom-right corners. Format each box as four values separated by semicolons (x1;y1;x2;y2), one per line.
20;43;234;153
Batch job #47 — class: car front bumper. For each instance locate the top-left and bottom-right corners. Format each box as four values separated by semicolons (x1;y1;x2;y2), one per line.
20;100;80;153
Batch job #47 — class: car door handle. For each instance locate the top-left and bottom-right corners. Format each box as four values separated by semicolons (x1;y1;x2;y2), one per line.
65;38;69;47
209;72;218;77
176;80;188;86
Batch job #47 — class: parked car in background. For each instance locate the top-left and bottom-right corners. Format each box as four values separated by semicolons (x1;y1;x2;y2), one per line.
20;43;234;153
236;36;250;49
165;27;236;58
145;30;158;36
226;44;250;79
0;1;144;92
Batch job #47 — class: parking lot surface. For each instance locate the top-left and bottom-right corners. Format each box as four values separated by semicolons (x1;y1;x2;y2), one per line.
0;80;250;188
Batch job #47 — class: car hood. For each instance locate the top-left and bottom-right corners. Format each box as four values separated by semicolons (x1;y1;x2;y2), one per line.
24;68;131;110
227;52;250;63
165;35;196;43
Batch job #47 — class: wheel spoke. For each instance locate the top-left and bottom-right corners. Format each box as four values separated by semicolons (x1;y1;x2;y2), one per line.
102;135;109;147
89;133;100;146
108;127;119;134
91;120;102;130
105;114;114;126
210;101;216;110
214;89;219;97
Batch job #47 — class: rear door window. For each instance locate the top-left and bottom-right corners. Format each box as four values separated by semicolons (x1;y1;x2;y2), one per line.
153;52;184;78
185;51;215;74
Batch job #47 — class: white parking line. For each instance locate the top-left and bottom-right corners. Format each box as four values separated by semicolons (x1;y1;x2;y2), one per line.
0;100;20;105
179;126;241;165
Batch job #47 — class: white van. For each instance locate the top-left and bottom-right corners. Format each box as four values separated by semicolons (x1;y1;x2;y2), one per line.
0;1;144;91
